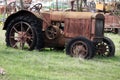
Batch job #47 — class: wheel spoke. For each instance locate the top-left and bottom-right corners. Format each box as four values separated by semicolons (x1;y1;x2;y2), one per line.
52;34;55;38
47;30;52;33
27;36;33;42
25;27;30;34
13;27;19;34
21;21;23;35
13;41;19;48
20;41;24;50
10;36;20;39
80;45;87;53
105;51;109;53
73;46;79;54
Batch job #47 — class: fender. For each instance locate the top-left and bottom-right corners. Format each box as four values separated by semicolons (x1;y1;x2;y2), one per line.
3;10;42;30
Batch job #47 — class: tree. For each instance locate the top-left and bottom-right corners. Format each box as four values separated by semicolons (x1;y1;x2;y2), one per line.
76;0;83;11
70;0;86;11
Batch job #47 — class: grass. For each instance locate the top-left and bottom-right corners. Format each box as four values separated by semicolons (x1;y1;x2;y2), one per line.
0;26;120;80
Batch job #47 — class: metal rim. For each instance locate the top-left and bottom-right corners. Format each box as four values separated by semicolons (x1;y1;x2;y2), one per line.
97;42;110;56
9;21;34;50
70;41;88;58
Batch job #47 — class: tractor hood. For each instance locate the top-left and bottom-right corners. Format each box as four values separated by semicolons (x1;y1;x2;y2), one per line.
40;11;104;22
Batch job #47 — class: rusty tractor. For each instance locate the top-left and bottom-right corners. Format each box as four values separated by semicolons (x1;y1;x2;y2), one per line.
3;3;115;59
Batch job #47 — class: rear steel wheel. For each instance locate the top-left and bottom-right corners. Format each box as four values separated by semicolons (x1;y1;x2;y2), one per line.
6;15;43;50
9;22;35;49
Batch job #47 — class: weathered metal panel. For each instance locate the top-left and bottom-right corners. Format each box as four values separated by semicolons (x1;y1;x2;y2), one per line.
50;12;66;21
44;34;65;48
41;12;51;31
40;12;104;32
42;12;98;30
91;19;96;40
47;12;103;21
64;18;92;39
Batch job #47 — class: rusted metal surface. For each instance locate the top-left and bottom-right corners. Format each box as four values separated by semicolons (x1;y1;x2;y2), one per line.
33;11;105;46
70;41;88;58
9;21;34;49
64;19;92;39
50;12;102;21
41;11;104;32
41;12;51;31
41;12;103;22
63;13;103;38
44;33;65;48
0;0;114;59
3;10;105;49
105;15;120;28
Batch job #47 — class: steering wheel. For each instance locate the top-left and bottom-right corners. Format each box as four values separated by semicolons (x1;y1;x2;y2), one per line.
30;3;42;12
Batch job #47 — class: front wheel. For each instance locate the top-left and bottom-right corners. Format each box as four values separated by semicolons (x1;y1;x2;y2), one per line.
96;37;115;57
66;37;95;59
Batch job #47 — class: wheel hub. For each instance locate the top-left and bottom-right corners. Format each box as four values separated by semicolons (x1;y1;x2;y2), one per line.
97;44;107;54
73;45;86;57
71;41;87;58
17;32;28;43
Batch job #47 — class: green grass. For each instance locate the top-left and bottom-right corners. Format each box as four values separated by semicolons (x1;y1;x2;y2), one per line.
0;26;120;80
